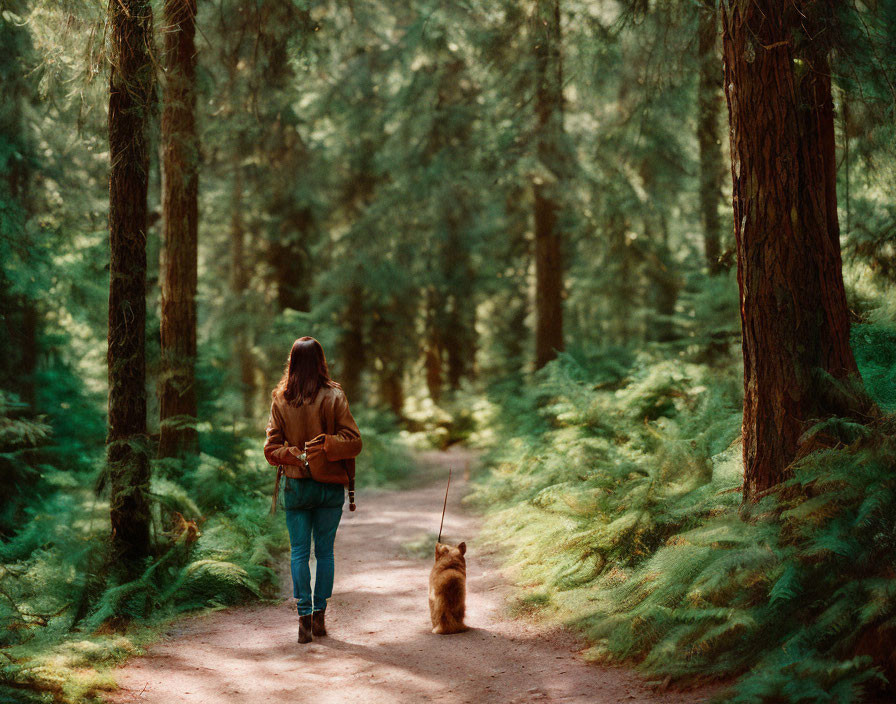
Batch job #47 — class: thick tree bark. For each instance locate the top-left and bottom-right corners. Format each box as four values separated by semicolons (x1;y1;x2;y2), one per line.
107;0;153;567
159;0;199;458
533;0;565;370
721;0;864;501
697;2;724;275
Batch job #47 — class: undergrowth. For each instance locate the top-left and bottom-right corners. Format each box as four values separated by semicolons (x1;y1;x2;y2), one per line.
0;377;413;703
470;314;896;703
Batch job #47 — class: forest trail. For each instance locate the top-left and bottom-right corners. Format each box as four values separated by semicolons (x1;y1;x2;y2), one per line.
106;448;715;704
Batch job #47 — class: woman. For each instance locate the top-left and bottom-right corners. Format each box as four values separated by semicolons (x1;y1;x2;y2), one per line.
264;336;362;644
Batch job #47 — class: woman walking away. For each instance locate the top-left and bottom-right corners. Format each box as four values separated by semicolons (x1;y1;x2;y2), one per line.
264;337;362;643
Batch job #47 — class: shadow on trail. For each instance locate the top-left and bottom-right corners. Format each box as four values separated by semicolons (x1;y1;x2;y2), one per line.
107;449;714;704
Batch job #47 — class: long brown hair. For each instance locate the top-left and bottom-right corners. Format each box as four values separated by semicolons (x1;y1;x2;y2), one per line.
272;337;338;407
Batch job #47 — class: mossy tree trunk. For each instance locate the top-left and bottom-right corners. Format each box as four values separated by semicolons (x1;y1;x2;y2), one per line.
532;0;565;370
159;0;199;458
721;0;866;501
107;0;154;568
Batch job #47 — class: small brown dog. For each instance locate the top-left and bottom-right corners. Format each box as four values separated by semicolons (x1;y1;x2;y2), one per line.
429;541;467;634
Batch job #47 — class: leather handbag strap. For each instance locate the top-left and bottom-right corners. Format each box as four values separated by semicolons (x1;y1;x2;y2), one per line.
270;464;284;515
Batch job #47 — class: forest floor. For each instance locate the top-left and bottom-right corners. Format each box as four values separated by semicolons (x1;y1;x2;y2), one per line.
104;447;719;704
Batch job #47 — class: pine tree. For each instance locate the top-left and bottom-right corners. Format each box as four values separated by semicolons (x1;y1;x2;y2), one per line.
107;0;154;566
721;0;868;500
532;0;565;369
158;0;199;458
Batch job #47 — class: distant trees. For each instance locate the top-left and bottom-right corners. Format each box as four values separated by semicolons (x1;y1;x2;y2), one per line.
107;0;154;567
697;1;724;276
159;0;199;458
229;165;255;418
210;0;262;420
426;52;479;392
0;10;39;407
720;1;868;500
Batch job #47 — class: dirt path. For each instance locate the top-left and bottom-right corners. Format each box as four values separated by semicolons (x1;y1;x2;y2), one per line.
107;448;715;704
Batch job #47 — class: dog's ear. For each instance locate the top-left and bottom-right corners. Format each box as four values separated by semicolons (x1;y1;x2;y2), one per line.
436;543;448;558
457;542;466;555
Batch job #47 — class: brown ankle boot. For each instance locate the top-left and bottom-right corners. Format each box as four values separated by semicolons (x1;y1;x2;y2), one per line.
298;614;313;643
312;609;327;637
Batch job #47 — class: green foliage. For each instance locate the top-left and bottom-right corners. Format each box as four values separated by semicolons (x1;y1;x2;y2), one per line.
0;427;283;699
352;408;416;488
851;322;896;412
0;357;413;702
2;0;895;701
472;336;896;702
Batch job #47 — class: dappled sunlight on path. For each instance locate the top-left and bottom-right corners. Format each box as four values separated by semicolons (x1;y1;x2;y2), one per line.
106;447;715;704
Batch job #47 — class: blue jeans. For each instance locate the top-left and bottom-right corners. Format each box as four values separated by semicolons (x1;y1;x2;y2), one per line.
282;477;344;616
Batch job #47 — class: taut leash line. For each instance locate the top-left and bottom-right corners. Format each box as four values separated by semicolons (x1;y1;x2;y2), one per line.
437;467;452;544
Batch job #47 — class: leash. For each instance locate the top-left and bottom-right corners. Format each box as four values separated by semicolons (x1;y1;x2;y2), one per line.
437;467;451;544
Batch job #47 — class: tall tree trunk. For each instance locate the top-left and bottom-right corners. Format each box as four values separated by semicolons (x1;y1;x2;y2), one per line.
229;170;255;418
697;2;724;275
0;20;39;407
340;281;365;402
721;0;866;501
107;0;153;568
159;0;199;458
532;0;565;370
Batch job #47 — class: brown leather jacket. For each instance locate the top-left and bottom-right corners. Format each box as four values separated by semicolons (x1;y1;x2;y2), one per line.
263;385;362;482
